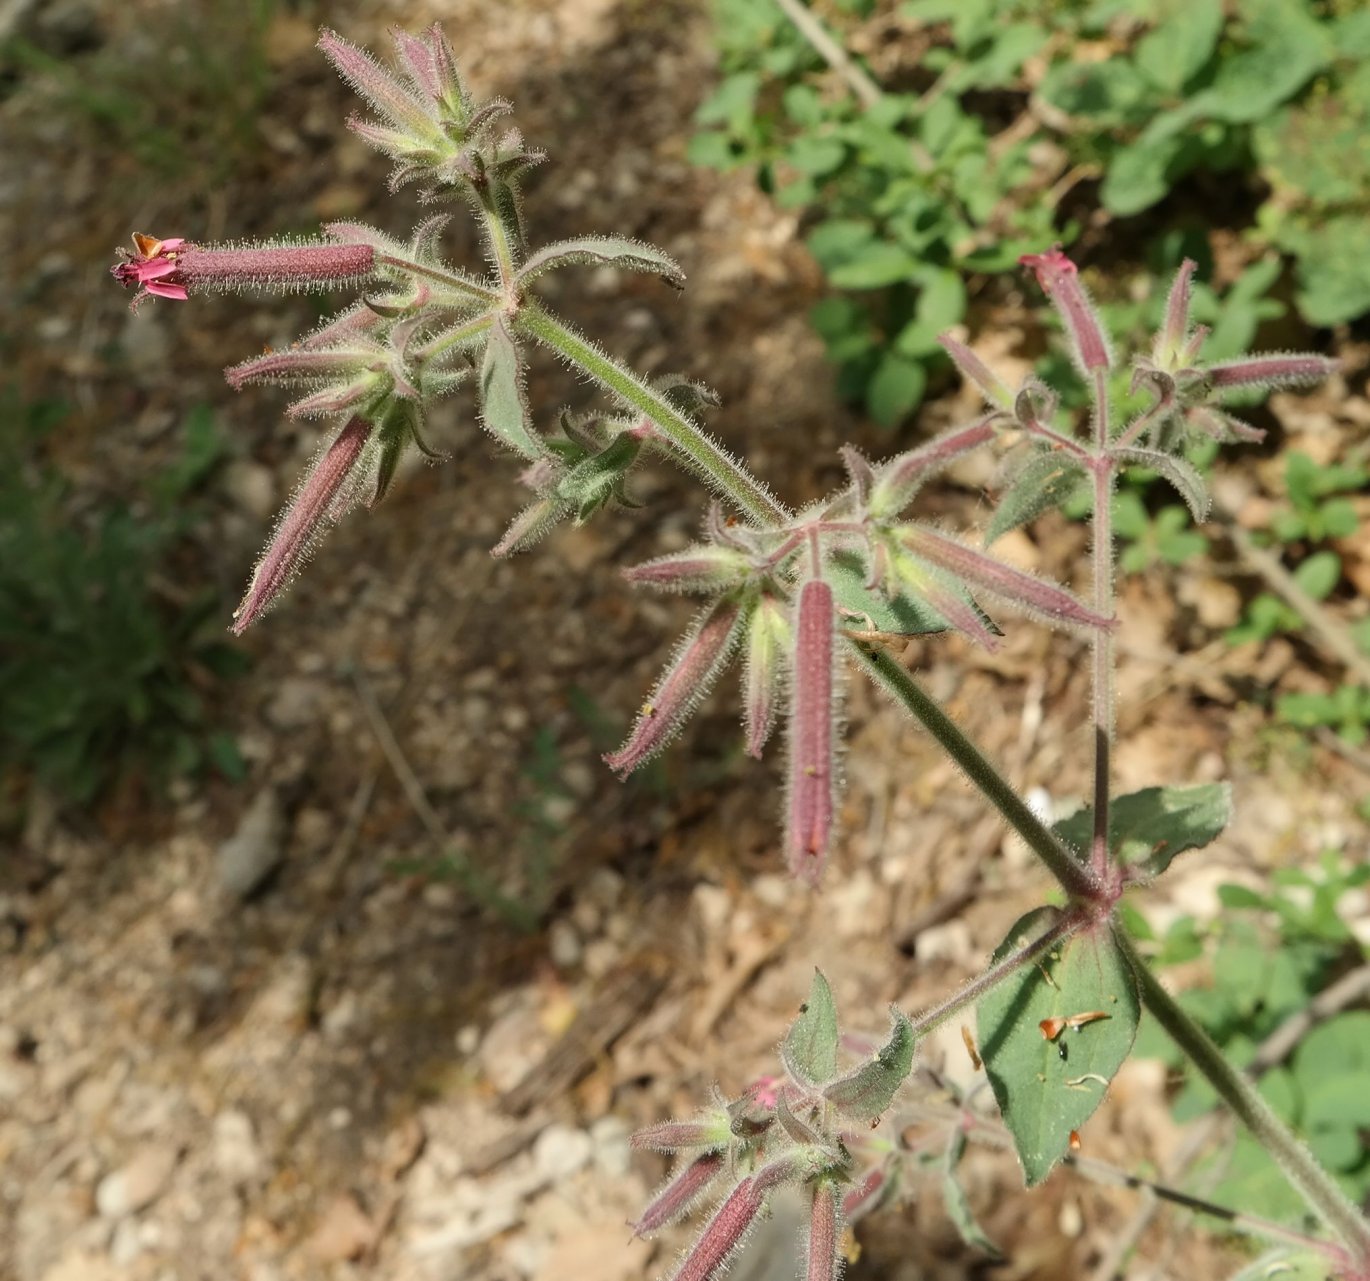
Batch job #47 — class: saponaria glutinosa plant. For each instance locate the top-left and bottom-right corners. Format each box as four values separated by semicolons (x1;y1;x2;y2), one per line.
111;25;1370;1281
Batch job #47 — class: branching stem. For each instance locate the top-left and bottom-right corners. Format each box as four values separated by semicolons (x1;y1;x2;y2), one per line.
515;301;789;523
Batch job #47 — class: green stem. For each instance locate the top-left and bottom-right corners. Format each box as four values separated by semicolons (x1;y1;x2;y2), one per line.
515;301;789;523
1089;367;1116;880
375;253;498;304
909;909;1085;1041
1119;932;1370;1264
853;644;1100;903
415;311;495;364
1066;1150;1346;1263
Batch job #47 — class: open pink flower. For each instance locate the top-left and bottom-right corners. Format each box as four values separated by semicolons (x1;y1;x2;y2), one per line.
110;234;190;307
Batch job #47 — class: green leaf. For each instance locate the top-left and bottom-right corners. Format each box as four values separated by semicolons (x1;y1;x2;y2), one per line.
1287;215;1370;326
1201;0;1332;124
782;969;841;1086
786;133;847;176
515;235;685;288
894;269;968;357
1051;783;1231;877
1112;448;1210;522
942;1129;1002;1256
867;352;927;427
1216;883;1266;910
979;914;1141;1186
1101;130;1186;216
1038;57;1154;128
822;1004;915;1122
829;243;921;290
827;550;947;636
1134;0;1224;94
1293;550;1341;601
478;320;542;460
987;452;1087;544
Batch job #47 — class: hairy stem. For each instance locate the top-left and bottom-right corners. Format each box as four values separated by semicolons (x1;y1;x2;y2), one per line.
909;909;1086;1040
1089;368;1116;879
515;301;789;523
953;1108;1346;1263
853;644;1100;902
475;188;518;287
375;252;499;303
1119;932;1370;1262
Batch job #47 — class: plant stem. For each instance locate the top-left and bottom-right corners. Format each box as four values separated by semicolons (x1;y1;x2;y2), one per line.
909;910;1085;1040
1119;932;1370;1263
475;188;518;287
375;252;499;303
515;301;789;523
1067;1150;1346;1264
954;1108;1347;1263
1089;367;1116;879
853;644;1100;902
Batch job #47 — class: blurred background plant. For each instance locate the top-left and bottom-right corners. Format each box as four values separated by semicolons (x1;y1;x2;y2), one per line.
0;388;247;818
0;0;277;187
691;0;1370;426
1127;852;1370;1226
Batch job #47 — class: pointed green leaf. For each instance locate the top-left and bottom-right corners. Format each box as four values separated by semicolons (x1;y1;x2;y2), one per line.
1052;784;1231;878
822;1005;915;1122
782;969;840;1086
1113;447;1210;522
987;451;1087;544
942;1129;1002;1257
479;320;542;460
515;235;685;288
978;913;1140;1186
827;550;947;637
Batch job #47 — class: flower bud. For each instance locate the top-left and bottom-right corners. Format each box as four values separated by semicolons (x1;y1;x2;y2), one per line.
938;335;1014;411
632;1153;726;1238
744;592;790;759
669;1158;799;1281
232;416;374;633
606;597;745;776
1020;247;1111;374
868;418;998;519
787;579;839;885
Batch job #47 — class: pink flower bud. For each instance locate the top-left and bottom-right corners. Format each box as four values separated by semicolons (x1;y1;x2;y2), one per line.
868;417;998;519
318;28;438;141
1206;354;1338;390
1154;258;1197;368
224;346;383;391
900;527;1114;634
391;24;469;122
804;1185;842;1281
632;1153;726;1238
622;547;752;594
787;579;838;885
630;1114;732;1154
669;1158;798;1281
232;416;374;633
938;336;1014;411
605;597;745;776
1020;246;1112;374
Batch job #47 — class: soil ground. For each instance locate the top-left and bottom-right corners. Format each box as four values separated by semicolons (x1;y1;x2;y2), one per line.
1;3;1366;1280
